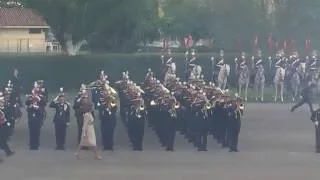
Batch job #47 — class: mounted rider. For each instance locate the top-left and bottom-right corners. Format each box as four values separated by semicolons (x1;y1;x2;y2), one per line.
186;49;201;80
161;49;175;81
212;50;225;82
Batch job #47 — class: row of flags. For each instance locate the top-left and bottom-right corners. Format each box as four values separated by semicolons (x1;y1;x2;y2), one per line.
253;35;313;53
162;34;314;53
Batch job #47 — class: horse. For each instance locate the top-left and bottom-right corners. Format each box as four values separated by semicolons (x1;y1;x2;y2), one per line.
189;65;202;81
238;65;250;101
217;64;230;90
274;66;286;102
290;62;307;102
254;64;265;102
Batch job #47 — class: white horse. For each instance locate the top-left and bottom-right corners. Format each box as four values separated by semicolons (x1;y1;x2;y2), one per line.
238;65;250;101
274;67;286;102
254;65;265;102
189;65;202;80
218;64;230;90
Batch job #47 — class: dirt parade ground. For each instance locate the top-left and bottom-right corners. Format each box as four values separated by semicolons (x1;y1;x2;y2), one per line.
1;102;320;180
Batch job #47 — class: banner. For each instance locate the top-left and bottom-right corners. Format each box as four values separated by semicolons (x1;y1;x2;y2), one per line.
268;34;273;50
305;38;312;53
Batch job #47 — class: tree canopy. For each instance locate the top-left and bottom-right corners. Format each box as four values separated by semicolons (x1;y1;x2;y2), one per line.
3;0;320;53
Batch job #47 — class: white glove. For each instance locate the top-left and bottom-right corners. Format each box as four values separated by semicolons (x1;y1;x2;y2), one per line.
315;121;319;126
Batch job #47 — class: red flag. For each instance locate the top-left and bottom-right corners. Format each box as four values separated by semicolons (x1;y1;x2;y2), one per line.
187;34;193;48
290;38;295;51
305;38;312;52
268;35;273;50
184;37;188;48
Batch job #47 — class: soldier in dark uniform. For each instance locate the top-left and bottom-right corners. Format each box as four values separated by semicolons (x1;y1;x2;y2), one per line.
25;92;46;150
311;107;320;153
0;92;15;158
97;87;118;151
34;80;48;124
2;86;15;137
128;99;146;151
227;97;244;152
290;83;316;113
49;88;70;150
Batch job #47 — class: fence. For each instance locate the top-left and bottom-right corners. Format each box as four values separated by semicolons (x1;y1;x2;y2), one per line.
0;38;61;53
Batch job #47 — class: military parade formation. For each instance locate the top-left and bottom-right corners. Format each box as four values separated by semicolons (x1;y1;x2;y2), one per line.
3;48;320;161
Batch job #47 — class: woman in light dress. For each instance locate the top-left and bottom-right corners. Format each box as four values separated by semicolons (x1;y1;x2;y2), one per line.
74;92;101;160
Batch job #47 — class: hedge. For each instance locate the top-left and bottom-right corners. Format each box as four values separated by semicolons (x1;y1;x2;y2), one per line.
0;53;271;92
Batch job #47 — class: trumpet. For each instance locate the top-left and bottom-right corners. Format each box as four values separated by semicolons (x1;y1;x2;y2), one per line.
174;101;180;109
205;102;212;110
139;104;145;111
110;100;117;107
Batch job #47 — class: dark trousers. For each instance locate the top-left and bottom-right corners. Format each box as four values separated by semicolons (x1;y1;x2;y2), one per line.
76;117;84;144
0;127;12;155
100;118;116;150
316;124;320;153
164;118;176;151
128;119;145;150
291;98;313;113
54;122;67;148
228;120;241;151
196;120;208;151
28;120;42;149
217;119;228;146
8;118;15;137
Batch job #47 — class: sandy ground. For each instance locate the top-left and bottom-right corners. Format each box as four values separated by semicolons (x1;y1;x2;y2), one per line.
1;102;319;180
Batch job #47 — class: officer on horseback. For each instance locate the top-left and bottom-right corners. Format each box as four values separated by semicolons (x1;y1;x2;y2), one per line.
186;49;200;80
161;49;175;81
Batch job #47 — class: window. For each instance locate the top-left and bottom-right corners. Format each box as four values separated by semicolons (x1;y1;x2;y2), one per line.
29;28;42;34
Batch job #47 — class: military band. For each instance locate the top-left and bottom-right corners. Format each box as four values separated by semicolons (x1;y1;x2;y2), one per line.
5;48;320;156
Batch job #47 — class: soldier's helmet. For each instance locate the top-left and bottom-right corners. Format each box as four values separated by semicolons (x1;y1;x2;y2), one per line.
312;50;318;59
257;49;262;58
241;52;246;59
37;80;44;86
277;49;284;58
191;49;196;56
220;49;224;57
59;87;65;97
292;51;299;58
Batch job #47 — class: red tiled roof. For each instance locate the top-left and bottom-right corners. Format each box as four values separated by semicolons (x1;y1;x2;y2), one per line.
0;8;48;27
